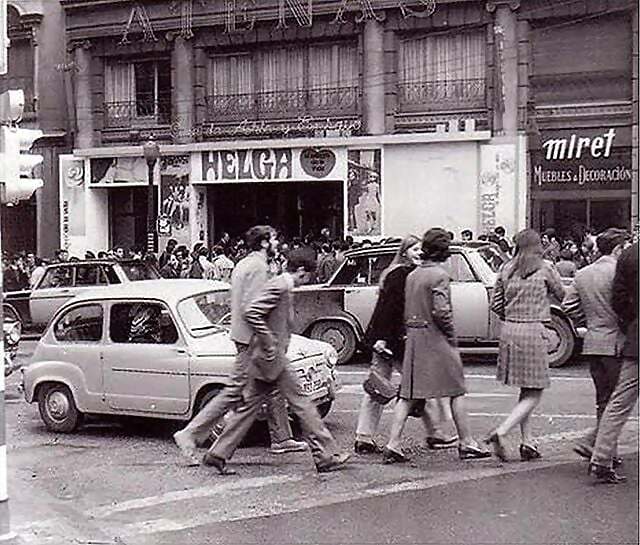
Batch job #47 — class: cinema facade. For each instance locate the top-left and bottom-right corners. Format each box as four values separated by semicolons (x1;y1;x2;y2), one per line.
56;0;637;256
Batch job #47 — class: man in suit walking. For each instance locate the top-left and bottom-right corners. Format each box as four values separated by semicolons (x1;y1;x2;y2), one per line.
588;241;638;483
202;255;351;474
562;228;630;463
174;226;306;464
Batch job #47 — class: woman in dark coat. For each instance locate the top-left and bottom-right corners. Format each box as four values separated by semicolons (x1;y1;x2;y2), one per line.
355;235;457;454
487;229;565;461
383;228;490;462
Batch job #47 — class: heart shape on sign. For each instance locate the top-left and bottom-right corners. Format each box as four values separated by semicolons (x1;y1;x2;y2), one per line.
300;148;337;179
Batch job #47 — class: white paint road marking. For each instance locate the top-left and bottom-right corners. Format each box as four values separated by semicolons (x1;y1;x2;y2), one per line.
338;371;591;382
339;384;513;396
84;474;304;519
333;409;639;420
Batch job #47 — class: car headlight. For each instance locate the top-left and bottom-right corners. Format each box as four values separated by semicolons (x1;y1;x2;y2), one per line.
324;346;338;367
6;323;21;345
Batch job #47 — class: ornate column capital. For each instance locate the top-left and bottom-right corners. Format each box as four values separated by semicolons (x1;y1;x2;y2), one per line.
486;0;521;13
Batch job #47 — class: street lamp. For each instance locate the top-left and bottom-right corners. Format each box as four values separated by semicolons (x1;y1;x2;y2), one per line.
143;137;160;254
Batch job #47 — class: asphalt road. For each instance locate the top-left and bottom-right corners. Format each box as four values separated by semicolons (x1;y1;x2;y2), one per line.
5;342;639;545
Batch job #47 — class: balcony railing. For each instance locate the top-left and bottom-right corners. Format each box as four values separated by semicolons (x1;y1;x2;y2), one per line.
205;86;360;122
104;95;172;129
398;78;486;111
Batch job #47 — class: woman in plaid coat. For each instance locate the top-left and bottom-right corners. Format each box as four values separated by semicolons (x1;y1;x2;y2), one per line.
488;229;565;461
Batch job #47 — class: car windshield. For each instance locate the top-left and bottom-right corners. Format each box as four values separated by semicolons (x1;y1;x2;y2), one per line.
475;245;507;274
119;262;161;281
177;290;230;337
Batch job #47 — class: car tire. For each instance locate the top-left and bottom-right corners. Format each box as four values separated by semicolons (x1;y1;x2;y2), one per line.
195;387;222;415
308;321;357;365
546;314;575;368
3;304;23;328
317;400;333;419
38;383;83;433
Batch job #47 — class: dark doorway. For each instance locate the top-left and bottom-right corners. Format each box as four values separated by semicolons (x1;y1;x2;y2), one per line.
109;187;151;252
590;199;630;233
1;199;37;255
208;181;343;241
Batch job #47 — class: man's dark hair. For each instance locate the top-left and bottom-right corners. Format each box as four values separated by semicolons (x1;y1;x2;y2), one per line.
559;249;573;261
596;228;629;256
245;225;274;252
478;234;488;241
461;229;473;239
543;228;556;239
495;226;506;237
422;228;451;262
286;254;315;273
166;239;177;249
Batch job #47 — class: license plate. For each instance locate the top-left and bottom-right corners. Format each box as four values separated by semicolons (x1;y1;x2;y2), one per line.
302;379;324;395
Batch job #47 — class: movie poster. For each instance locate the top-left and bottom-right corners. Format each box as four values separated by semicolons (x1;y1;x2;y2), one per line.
347;149;382;237
158;155;191;245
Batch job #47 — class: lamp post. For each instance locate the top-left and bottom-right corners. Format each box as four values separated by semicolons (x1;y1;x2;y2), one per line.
143;137;160;254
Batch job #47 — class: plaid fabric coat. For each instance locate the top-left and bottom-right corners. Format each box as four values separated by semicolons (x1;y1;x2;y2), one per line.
491;261;565;388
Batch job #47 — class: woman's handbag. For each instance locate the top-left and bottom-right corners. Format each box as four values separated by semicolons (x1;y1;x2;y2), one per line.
362;365;397;405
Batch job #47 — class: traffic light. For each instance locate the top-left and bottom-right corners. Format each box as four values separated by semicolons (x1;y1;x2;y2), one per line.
0;89;43;205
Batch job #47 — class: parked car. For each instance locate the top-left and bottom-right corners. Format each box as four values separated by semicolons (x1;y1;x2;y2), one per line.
292;241;582;368
22;280;339;433
3;317;21;376
3;259;160;333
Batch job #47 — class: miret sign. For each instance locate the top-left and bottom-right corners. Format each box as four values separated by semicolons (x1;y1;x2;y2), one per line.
532;127;632;190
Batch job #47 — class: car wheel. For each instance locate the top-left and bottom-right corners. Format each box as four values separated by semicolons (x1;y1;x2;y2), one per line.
545;314;575;368
317;400;333;419
38;383;83;433
193;387;223;447
309;321;357;365
3;304;23;328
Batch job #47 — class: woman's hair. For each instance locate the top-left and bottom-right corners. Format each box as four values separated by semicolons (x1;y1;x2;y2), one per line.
379;234;421;285
422;228;452;263
504;229;544;280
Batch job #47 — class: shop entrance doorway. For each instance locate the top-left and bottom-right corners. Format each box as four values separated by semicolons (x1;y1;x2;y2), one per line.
207;181;343;242
109;187;153;252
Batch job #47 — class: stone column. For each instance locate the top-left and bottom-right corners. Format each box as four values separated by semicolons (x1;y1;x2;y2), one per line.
72;41;94;149
363;19;386;135
488;1;520;136
171;35;195;144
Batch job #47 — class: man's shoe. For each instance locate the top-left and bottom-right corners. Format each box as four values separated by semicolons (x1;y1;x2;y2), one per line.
572;443;592;460
270;439;308;454
519;444;542;462
588;463;627;484
426;435;459;450
458;444;492;460
354;440;383;454
202;453;237;475
613;456;623;468
316;452;351;473
173;430;200;466
485;431;508;462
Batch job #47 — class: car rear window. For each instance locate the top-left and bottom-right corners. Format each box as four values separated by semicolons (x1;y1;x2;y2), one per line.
54;304;103;342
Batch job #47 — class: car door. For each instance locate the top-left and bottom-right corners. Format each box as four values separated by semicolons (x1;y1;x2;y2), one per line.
50;302;105;404
445;252;490;339
102;300;190;415
30;265;77;327
339;254;390;332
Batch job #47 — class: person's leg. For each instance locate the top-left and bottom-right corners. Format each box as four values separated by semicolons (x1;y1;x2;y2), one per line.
206;377;270;463
174;343;251;456
518;389;543;446
264;388;299;447
495;388;543;438
591;359;639;470
277;367;341;468
422;398;457;447
355;353;394;445
385;398;412;453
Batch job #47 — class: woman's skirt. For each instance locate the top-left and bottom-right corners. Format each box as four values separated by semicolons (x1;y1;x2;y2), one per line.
496;321;550;389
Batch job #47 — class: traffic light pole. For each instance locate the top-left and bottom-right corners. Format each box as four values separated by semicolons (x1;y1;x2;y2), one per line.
0;203;14;542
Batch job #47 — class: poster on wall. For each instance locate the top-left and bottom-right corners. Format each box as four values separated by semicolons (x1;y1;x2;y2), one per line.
478;144;517;237
158;155;191;246
346;149;382;237
59;155;86;252
90;157;149;184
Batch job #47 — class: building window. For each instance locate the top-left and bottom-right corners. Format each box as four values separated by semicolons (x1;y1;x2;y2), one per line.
398;30;486;112
205;42;359;122
104;59;171;128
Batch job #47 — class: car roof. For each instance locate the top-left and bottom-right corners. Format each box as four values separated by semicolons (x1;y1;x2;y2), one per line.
69;279;230;306
45;259;147;268
343;240;490;258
